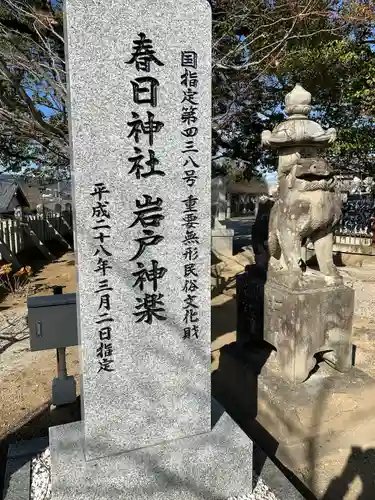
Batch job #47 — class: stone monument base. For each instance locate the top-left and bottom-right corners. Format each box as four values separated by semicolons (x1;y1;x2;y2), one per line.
49;401;253;500
213;343;375;498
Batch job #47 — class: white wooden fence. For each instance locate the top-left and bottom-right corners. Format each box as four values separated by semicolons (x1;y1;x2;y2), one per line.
0;212;73;262
307;235;375;256
334;235;373;247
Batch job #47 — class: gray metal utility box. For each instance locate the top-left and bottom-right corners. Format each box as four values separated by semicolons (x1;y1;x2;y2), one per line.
27;293;78;351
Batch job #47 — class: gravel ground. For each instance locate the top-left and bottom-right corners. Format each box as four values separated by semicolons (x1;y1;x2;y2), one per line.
228;480;281;500
17;260;375;500
339;267;375;319
31;449;51;500
0;309;29;373
0;310;28;352
0;308;30;380
31;448;281;500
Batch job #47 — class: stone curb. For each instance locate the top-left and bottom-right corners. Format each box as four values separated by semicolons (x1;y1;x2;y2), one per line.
1;437;48;500
252;443;307;500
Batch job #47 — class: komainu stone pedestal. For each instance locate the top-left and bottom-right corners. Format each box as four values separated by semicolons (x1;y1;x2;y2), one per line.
49;400;253;500
264;272;354;383
212;343;375;499
236;266;266;345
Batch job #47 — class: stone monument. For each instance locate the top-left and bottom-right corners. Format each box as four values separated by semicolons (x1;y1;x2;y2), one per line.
261;84;354;383
211;176;234;257
211;176;228;223
49;1;253;498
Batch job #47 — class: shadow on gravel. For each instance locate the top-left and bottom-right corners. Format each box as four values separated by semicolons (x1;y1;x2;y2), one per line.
322;446;375;500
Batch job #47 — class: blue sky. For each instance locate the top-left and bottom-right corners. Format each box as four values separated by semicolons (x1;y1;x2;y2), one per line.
22;90;56;172
265;171;277;185
26;88;56;118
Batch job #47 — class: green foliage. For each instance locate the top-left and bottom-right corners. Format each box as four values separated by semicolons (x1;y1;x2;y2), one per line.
275;38;375;173
213;0;375;178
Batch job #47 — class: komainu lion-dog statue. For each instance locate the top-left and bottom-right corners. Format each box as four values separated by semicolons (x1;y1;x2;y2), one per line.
268;154;343;284
260;83;344;285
